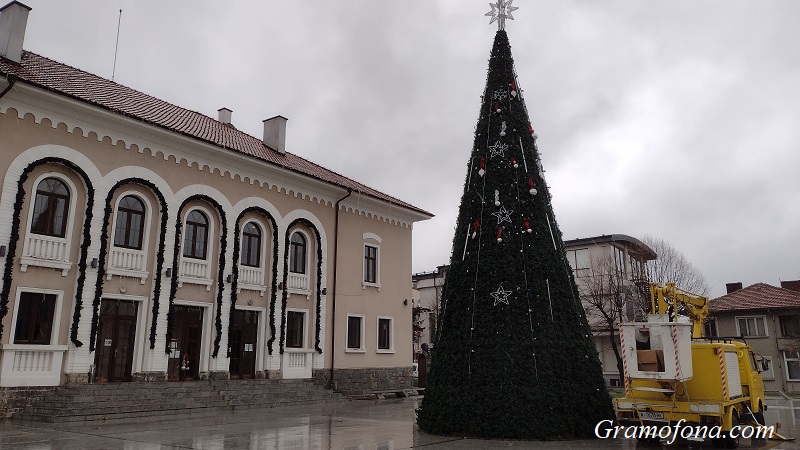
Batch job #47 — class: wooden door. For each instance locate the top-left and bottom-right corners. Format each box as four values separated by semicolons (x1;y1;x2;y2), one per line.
94;299;138;382
167;305;204;381
229;310;258;379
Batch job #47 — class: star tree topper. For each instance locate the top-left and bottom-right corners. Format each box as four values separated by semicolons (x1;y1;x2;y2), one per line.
485;0;519;30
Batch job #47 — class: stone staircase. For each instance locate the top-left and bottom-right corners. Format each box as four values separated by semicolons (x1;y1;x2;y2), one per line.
17;379;342;423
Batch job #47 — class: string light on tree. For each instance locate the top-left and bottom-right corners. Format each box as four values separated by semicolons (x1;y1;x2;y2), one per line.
418;2;613;440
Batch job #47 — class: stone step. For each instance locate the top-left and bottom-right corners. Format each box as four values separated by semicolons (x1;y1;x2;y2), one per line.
18;379;344;422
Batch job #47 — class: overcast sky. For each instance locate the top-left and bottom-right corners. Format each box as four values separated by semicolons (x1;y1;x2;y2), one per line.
16;1;800;298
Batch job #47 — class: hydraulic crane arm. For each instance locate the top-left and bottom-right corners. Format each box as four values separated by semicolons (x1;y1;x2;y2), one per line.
649;282;709;338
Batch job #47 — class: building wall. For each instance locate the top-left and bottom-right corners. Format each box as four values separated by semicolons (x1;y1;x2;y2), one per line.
0;86;421;389
713;310;800;394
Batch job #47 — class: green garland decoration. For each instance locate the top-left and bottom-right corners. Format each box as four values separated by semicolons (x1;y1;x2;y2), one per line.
278;218;323;354
229;207;279;357
0;157;94;347
88;178;168;352
165;195;227;358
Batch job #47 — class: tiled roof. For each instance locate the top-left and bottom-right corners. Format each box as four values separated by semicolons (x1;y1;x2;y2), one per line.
0;51;432;218
709;283;800;312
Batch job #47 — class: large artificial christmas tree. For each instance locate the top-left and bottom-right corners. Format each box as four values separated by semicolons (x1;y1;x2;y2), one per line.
417;2;613;440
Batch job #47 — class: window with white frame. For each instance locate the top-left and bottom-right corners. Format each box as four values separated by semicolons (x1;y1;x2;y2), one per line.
22;174;78;274
240;222;262;267
178;207;215;288
183;210;209;259
289;232;307;274
286;310;306;349
346;314;365;352
13;291;59;344
362;233;381;289
30;177;70;238
364;245;378;283
784;351;800;381
106;192;152;283
565;248;590;277
113;195;146;249
377;316;394;353
737;316;768;337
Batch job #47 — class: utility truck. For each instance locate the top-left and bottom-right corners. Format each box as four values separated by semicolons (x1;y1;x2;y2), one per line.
614;282;775;448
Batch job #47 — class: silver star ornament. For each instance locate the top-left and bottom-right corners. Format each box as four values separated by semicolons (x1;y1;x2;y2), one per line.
485;0;519;30
491;285;512;306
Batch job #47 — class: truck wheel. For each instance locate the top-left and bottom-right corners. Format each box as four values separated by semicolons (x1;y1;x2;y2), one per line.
722;413;740;449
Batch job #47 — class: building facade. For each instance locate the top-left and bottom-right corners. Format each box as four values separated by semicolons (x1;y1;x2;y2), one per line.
709;281;800;395
0;2;431;391
411;265;447;356
564;234;656;387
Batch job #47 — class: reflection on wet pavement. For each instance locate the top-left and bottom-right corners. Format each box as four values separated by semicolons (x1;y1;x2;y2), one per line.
0;396;798;449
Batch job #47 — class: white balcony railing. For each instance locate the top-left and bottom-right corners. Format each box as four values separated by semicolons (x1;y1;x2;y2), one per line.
282;348;313;379
109;247;145;271
106;247;149;284
179;258;212;290
20;235;71;275
287;273;310;297
238;266;266;295
0;344;68;387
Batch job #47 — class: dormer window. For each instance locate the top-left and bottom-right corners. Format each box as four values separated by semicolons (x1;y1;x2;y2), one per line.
31;177;70;238
113;195;145;249
183;210;208;260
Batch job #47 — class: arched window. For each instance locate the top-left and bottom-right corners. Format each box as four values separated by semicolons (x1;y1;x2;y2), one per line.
183;210;209;259
289;232;306;274
240;222;261;267
113;195;145;249
30;177;70;237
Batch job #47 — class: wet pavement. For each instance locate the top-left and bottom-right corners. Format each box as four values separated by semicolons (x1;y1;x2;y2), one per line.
0;396;798;449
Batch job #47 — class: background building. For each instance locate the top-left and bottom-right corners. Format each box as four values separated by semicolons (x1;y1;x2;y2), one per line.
709;281;800;395
564;234;657;387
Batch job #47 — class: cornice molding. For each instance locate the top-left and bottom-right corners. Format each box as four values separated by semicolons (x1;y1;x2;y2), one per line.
0;84;427;228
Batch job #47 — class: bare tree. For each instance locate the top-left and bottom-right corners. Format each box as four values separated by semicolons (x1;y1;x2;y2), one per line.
641;236;710;295
580;253;631;383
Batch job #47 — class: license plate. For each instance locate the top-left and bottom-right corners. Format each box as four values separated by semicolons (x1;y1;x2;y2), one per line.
639;411;665;421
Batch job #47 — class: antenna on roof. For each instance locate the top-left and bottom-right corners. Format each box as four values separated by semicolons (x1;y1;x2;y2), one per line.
112;9;122;82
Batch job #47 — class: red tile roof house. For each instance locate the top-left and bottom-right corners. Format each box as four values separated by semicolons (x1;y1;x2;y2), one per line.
709;281;800;395
0;1;431;417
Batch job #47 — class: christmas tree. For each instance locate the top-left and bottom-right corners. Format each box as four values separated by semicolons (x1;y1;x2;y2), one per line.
416;2;613;440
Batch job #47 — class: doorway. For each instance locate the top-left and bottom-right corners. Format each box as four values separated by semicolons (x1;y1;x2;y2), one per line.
94;299;138;383
167;305;204;381
229;309;258;379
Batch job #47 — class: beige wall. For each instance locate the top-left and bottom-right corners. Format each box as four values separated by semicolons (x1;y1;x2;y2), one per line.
0;100;421;377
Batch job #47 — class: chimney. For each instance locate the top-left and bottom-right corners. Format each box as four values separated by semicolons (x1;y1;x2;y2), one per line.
0;1;31;64
780;280;800;293
262;115;287;154
217;107;232;125
726;282;743;294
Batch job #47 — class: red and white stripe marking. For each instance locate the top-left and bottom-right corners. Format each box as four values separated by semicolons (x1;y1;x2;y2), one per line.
718;347;728;400
620;324;630;395
670;325;682;380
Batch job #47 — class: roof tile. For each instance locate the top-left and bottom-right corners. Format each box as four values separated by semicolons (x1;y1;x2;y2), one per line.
0;51;432;217
709;283;800;312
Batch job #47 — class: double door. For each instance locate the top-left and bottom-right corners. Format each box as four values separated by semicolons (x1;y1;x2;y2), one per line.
229;310;258;379
94;299;138;383
167;305;204;381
